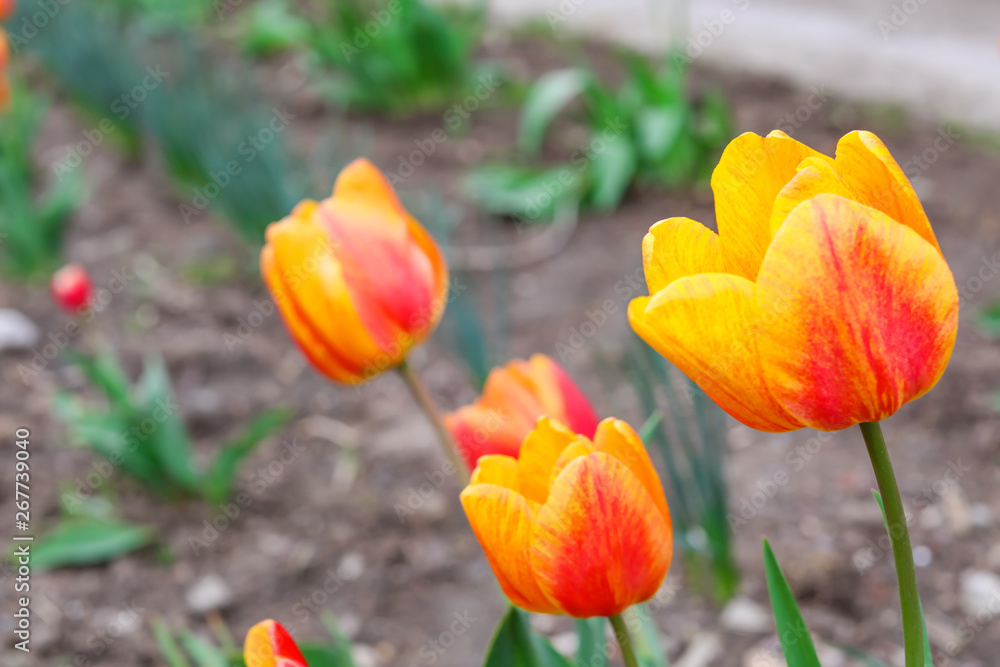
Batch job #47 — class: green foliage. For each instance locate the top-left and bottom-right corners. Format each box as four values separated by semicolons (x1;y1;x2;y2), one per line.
16;3;146;155
54;348;290;504
143;33;309;246
575;618;606;667
31;517;155;571
236;0;312;57
0;79;84;278
304;0;498;114
762;538;822;667
975;298;1000;339
619;335;739;604
620;606;670;667
483;606;573;667
153;612;358;667
467;53;731;222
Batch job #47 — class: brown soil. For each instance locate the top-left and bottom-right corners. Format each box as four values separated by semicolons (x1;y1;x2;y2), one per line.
2;34;1000;667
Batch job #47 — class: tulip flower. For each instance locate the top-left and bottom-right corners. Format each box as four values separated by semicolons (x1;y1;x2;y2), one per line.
444;354;600;470
51;264;94;313
244;620;308;667
0;0;14;20
0;29;9;110
261;158;449;385
461;417;672;618
629;129;958;433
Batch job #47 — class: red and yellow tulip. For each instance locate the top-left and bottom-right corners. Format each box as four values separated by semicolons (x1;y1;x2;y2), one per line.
244;620;308;667
0;27;10;110
461;417;672;617
261;158;449;385
629;130;958;432
444;354;600;470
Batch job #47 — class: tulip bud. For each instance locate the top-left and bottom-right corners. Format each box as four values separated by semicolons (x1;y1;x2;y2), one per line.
261;158;449;385
244;620;307;667
51;264;93;313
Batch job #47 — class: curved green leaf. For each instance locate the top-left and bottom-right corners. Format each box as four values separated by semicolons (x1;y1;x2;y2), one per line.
518;69;592;158
32;518;155;571
762;538;821;667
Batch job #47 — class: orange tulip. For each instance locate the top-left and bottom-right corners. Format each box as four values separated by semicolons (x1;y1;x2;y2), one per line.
629;130;958;433
261;158;449;384
0;29;9;111
444;354;600;470
461;417;672;617
0;0;14;20
244;620;308;667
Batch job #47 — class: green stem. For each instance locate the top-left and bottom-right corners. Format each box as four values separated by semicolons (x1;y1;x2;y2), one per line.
609;614;640;667
398;357;470;487
860;421;923;667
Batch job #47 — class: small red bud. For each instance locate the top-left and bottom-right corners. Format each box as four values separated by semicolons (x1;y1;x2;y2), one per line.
51;264;93;313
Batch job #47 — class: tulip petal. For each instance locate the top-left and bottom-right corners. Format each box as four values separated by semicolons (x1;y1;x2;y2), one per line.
264;203;385;383
769;157;854;235
244;620;307;667
549;440;595;486
446;404;530;470
592;419;671;526
834;131;941;253
712;131;833;279
532;453;672;617
472;455;520;492
629;283;804;433
531;354;600;438
322;160;443;348
460;485;561;614
518;418;585;504
756;194;958;430
642;217;725;293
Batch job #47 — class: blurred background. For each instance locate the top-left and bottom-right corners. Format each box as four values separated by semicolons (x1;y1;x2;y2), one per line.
1;0;999;665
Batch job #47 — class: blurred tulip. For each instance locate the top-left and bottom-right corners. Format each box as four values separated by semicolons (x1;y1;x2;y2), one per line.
444;354;599;470
629;130;958;432
244;620;308;667
51;264;93;313
461;417;672;617
0;0;14;20
261;158;449;384
0;29;9;110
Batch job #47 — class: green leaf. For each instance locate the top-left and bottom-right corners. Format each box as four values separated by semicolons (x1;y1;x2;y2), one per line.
518;68;592;158
576;618;606;667
318;610;358;666
635;106;686;163
137;357;201;493
872;490;934;666
585;133;637;211
179;632;229;667
464;164;583;223
483;606;573;667
762;538;821;667
31;518;155;571
203;407;291;504
300;643;357;667
152;619;192;667
239;0;311;56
